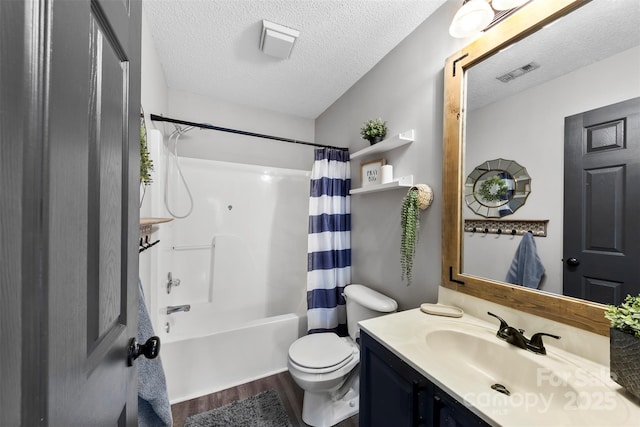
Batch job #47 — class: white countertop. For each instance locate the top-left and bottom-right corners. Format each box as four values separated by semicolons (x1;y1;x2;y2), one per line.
359;308;640;426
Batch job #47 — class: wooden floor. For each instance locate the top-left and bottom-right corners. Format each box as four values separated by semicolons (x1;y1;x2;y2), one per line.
171;371;359;427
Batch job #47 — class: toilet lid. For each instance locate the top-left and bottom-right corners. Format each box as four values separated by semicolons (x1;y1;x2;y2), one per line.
289;333;354;369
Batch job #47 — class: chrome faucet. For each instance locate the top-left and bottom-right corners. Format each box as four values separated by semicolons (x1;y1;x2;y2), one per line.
487;312;560;355
166;272;181;294
167;304;191;315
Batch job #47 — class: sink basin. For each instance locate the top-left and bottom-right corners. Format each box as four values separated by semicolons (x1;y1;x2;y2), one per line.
416;321;631;425
424;327;577;400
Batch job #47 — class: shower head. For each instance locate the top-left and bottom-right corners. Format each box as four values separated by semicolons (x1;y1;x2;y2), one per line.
172;124;195;135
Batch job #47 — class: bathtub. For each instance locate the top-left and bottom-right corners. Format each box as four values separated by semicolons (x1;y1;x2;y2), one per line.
142;136;311;403
161;310;306;403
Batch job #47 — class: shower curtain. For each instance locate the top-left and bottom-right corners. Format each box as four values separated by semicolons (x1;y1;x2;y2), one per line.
307;148;351;336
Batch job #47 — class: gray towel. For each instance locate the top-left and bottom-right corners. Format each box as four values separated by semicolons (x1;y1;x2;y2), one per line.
505;232;545;289
138;280;173;427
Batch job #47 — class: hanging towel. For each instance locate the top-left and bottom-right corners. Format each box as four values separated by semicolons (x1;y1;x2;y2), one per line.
138;279;173;427
505;232;545;289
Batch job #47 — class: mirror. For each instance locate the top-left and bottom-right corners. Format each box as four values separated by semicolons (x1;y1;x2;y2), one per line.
464;158;531;218
442;0;640;336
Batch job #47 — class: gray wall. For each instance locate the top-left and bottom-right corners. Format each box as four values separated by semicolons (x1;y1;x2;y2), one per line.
315;0;467;309
141;0;472;310
165;88;315;170
139;5;316;310
141;10;169;137
140;9;170;299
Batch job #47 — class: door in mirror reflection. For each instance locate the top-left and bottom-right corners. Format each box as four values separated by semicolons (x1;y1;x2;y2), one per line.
563;97;640;305
461;0;640;302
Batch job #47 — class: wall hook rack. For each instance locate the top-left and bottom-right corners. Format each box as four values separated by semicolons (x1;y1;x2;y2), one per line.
139;236;160;253
464;219;548;237
139;217;173;253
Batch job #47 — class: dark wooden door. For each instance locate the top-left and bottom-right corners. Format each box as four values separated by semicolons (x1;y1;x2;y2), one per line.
563;97;640;305
0;0;141;425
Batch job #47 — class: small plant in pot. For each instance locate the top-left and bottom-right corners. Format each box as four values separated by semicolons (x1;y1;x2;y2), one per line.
605;294;640;399
360;118;387;145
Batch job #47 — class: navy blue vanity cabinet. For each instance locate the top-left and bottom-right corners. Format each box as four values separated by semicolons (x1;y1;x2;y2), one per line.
360;331;490;427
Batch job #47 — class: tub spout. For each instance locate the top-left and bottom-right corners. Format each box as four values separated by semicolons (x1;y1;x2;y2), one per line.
167;304;191;315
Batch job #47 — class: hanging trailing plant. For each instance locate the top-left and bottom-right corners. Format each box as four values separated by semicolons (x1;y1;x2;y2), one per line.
140;112;153;185
400;184;434;285
401;187;420;285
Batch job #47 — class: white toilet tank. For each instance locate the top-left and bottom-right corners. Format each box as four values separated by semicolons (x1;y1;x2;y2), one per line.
343;284;398;341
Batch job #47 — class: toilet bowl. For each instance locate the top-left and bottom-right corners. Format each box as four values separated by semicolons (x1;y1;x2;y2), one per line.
287;284;397;427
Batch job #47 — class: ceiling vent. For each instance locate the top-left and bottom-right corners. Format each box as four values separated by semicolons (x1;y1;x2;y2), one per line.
496;62;540;83
259;20;300;60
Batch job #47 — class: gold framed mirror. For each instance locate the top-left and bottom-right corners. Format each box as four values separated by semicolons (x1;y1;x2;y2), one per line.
441;0;614;336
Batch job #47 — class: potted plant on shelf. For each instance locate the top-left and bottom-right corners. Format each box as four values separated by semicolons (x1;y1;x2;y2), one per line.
360;118;387;145
605;294;640;399
400;184;433;285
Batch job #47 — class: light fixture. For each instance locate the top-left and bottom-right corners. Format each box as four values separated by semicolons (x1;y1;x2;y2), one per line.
449;0;495;38
259;20;300;60
491;0;529;11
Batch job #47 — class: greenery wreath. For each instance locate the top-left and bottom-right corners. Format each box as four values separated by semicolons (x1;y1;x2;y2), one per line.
477;175;508;202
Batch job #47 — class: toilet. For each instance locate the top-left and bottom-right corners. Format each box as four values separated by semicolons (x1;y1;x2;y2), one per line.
287;284;398;427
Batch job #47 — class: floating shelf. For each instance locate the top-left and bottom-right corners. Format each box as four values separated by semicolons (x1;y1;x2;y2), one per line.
350;175;414;195
350;129;414;159
140;217;173;226
139;217;173;238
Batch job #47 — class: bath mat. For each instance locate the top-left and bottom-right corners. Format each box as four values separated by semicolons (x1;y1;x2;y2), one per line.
183;390;292;427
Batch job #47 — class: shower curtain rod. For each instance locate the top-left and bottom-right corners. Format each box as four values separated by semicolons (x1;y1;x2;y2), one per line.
150;114;349;151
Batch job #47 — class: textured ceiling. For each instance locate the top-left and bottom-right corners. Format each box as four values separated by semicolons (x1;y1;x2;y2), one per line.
467;0;640;111
142;0;448;119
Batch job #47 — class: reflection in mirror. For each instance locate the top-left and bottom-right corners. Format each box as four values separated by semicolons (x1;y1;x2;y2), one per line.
461;0;640;303
464;158;531;218
442;0;640;335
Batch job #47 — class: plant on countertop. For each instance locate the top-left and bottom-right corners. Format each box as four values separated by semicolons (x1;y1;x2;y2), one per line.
605;294;640;400
140;114;153;185
401;187;420;285
605;294;640;337
360;118;387;143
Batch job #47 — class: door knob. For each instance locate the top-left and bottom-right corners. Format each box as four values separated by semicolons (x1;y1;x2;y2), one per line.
566;257;580;267
127;336;160;366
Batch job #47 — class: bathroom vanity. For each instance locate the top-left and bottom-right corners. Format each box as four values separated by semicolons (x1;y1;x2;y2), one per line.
359;309;640;427
360;329;488;426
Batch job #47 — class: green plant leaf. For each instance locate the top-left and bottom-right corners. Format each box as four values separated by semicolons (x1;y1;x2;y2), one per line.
606;294;640;336
140;114;153;185
400;188;420;285
360;118;387;140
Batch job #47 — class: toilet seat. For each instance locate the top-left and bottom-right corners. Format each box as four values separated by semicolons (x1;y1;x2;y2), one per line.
288;333;356;374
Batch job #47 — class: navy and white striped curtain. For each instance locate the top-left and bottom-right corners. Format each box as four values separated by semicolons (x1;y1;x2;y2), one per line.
307;148;351;336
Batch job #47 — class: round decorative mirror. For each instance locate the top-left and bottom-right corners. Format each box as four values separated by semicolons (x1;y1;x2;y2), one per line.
464;158;531;218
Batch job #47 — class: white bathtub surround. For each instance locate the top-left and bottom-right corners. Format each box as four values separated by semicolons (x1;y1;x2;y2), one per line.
149;147;310;403
360;308;640;426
